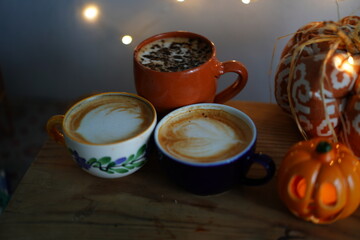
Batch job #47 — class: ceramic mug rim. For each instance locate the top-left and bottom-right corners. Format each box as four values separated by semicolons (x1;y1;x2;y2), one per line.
133;31;216;74
154;103;257;167
63;92;157;146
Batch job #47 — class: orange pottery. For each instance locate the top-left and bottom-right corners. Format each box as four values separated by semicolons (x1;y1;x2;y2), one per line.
274;16;360;156
277;138;360;224
134;31;248;115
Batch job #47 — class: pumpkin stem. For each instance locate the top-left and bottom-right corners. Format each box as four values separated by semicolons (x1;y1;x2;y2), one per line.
316;141;332;154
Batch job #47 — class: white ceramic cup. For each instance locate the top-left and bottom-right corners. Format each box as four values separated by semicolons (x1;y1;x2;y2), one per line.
46;92;157;178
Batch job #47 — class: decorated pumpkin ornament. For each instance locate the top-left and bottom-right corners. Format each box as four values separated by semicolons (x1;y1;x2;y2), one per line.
274;16;360;156
277;138;360;224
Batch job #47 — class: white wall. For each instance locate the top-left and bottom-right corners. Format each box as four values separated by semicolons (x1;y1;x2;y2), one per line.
0;0;359;102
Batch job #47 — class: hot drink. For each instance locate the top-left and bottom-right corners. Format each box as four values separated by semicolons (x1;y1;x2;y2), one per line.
64;94;154;144
137;37;212;72
47;92;157;178
157;108;253;163
134;31;249;114
154;103;275;195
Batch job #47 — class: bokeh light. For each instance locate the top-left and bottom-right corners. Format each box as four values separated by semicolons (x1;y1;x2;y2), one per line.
334;55;354;73
121;35;133;45
83;5;99;21
348;56;354;65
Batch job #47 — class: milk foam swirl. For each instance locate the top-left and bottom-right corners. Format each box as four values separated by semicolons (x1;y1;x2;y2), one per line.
158;109;251;163
66;95;153;144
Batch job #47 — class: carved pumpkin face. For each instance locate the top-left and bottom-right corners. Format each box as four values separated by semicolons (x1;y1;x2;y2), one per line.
277;138;360;224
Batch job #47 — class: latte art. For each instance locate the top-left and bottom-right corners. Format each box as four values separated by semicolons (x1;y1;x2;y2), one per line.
65;95;154;144
158;109;252;163
165;118;243;160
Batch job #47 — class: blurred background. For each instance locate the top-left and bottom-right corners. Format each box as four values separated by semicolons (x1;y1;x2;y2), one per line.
1;0;359;102
0;0;359;203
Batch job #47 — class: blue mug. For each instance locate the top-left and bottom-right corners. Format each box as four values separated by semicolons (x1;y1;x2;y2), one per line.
154;103;275;195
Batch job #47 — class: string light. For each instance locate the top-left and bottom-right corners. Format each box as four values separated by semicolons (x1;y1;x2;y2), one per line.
348;55;354;65
83;5;99;22
334;55;355;73
121;35;133;45
242;0;251;4
177;0;185;2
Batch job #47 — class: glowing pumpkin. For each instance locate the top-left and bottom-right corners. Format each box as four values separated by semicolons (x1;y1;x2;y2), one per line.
277;138;360;224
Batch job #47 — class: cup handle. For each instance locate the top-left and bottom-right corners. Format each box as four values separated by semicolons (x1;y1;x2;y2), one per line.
214;60;248;103
46;115;65;145
241;153;276;186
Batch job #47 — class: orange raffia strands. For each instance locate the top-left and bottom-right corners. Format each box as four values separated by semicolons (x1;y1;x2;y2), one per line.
274;16;360;157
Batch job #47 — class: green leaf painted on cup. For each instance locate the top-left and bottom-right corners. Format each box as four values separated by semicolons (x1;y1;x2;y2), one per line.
87;158;97;166
123;154;135;165
123;164;135;170
133;160;146;168
92;162;101;168
98;157;111;165
136;144;146;159
113;168;129;174
69;144;147;175
106;161;116;169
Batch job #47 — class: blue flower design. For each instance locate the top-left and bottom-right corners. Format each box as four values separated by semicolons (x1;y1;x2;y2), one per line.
114;157;126;165
68;144;147;174
71;150;91;170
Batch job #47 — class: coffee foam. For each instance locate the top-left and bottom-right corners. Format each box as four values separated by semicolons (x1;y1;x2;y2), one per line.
137;37;212;72
158;109;252;163
65;95;154;144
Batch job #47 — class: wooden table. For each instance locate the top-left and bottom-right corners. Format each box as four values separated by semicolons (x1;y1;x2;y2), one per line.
0;101;359;240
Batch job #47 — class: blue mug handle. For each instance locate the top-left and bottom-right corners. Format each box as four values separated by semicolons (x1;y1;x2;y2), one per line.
241;153;276;186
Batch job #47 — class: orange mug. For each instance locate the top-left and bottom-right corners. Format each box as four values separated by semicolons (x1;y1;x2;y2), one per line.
133;31;248;114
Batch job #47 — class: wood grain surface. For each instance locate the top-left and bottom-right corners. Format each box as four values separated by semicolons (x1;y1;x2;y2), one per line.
0;101;359;240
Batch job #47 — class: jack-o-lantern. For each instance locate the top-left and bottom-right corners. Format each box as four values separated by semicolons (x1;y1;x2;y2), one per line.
274;16;360;156
277;138;360;224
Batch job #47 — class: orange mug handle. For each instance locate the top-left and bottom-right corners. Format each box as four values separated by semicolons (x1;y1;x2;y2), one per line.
46;115;65;145
214;60;248;103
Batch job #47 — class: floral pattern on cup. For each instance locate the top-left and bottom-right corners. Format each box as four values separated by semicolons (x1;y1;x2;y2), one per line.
69;144;147;175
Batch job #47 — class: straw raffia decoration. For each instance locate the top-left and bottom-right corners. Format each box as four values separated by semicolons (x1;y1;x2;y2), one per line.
274;16;360;156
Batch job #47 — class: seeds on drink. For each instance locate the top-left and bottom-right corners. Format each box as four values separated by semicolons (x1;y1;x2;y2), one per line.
138;37;212;72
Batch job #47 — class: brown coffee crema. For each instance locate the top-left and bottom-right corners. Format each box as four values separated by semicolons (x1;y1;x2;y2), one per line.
64;95;154;144
158;109;252;163
137;37;212;72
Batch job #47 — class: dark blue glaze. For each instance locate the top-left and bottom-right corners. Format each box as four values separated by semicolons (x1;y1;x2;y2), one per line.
157;143;275;195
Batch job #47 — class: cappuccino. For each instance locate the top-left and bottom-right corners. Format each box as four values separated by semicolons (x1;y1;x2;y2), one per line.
64;94;154;144
157;108;252;163
137;37;212;72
